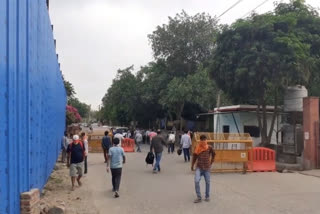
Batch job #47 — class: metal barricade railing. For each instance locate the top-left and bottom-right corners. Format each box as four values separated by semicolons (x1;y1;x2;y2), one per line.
192;132;253;173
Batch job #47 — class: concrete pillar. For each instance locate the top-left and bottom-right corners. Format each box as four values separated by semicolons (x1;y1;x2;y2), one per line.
303;97;319;169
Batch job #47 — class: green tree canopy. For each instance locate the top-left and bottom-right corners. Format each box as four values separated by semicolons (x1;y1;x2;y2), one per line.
100;11;224;128
101;66;142;126
63;77;75;99
148;11;219;76
160;69;219;130
68;97;91;119
209;0;320;145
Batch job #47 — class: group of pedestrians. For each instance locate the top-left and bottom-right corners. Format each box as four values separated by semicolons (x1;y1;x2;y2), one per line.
62;128;215;202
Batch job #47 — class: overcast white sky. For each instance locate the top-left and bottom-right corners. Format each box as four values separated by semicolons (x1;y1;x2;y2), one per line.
49;0;320;110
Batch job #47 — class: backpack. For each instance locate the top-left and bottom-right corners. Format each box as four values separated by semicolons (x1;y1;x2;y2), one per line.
145;152;155;165
69;140;85;157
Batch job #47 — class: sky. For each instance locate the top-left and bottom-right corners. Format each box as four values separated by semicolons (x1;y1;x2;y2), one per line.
49;0;320;110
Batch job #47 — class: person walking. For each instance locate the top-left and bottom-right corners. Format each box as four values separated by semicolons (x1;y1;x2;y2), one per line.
150;129;167;173
191;135;215;203
149;129;157;142
67;135;86;191
180;130;192;162
168;131;175;154
80;132;89;174
102;131;112;163
114;131;125;146
135;131;143;152
145;129;150;144
106;138;126;198
61;131;69;163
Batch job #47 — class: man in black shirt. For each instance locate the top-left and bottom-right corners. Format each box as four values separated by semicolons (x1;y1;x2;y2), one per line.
67;135;86;191
150;130;167;173
102;131;112;163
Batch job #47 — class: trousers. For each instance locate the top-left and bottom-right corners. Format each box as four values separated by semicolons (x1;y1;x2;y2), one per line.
194;168;210;199
111;168;122;191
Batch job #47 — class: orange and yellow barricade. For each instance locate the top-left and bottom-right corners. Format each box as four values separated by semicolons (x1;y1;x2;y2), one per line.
192;132;253;173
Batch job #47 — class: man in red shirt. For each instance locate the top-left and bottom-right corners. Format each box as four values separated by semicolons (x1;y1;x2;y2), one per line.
191;135;215;203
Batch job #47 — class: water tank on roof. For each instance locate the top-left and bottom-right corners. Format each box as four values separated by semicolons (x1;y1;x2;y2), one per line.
284;85;308;112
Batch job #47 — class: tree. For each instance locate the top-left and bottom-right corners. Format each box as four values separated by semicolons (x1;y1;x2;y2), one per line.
63;76;75;99
100;11;223;128
146;11;220;128
68;97;91;119
101;66;142;126
66;105;81;125
209;0;320;145
160;69;218;131
148;11;219;76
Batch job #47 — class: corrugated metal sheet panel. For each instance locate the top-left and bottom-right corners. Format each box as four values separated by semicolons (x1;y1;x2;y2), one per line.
0;1;66;213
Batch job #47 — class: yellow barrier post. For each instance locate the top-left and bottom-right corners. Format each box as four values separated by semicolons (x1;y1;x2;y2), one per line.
88;134;104;153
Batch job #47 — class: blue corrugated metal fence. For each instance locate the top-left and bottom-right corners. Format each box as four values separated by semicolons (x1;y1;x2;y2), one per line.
0;0;66;213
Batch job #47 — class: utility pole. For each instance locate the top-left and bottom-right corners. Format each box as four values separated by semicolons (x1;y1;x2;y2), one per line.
215;90;222;133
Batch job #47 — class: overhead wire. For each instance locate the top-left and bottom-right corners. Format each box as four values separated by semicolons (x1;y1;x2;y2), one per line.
218;0;246;18
241;0;271;19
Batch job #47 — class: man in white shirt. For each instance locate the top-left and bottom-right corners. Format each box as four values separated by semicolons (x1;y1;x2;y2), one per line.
114;132;124;147
145;130;150;144
135;131;143;152
180;130;192;162
168;131;175;154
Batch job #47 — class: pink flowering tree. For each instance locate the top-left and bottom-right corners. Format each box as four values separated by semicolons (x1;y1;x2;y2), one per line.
66;105;82;125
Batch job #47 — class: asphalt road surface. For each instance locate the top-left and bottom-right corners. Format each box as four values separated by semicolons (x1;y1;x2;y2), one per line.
86;145;320;214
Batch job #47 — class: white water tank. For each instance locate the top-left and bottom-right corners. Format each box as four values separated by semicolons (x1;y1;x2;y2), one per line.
284;85;308;112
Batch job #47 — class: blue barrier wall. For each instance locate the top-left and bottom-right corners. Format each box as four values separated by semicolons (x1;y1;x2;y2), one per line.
0;1;66;213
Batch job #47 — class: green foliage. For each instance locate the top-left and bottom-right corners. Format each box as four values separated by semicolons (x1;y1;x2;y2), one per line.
159;69;222;130
209;0;320;144
63;76;76;99
148;10;219;76
68;97;91;118
101;11;222;128
63;76;90;123
101;66;141;125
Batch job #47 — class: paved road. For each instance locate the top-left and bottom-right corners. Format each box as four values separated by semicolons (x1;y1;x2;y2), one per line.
86;145;320;214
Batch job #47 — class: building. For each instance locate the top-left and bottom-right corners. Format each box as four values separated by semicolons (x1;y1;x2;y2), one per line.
198;105;281;147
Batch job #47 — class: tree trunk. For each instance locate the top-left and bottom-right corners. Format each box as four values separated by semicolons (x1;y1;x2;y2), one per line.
261;99;268;145
256;93;279;146
256;97;268;146
267;92;278;144
168;111;173;121
177;102;185;132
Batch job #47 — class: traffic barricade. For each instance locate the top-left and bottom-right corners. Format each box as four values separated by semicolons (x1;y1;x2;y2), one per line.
87;134;104;153
248;147;276;172
192;132;253;173
122;138;135;152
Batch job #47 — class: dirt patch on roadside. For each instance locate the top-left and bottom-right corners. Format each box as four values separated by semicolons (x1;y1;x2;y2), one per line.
38;162;99;214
